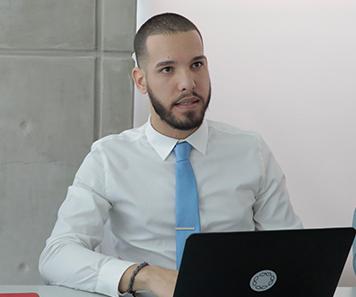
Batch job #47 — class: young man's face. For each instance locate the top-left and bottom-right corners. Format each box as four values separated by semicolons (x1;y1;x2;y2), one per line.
134;30;211;138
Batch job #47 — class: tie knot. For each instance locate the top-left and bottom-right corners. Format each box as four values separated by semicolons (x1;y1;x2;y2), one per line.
174;142;192;161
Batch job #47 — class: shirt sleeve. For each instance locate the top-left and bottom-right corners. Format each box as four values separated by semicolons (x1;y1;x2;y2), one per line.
39;144;135;297
253;136;303;230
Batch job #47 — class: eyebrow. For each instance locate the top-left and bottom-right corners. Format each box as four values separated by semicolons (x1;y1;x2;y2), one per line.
155;55;207;69
155;60;175;69
191;55;207;62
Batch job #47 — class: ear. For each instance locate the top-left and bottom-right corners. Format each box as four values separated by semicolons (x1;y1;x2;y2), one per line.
132;67;147;94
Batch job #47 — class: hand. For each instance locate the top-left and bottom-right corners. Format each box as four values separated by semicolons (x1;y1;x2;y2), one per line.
141;265;178;297
119;264;178;297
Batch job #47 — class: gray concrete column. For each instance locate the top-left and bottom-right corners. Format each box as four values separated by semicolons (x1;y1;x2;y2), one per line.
0;0;136;284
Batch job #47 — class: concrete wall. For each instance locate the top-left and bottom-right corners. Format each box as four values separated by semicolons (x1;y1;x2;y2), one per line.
0;0;136;284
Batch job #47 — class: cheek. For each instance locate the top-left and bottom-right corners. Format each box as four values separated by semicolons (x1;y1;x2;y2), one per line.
148;74;169;89
196;74;210;95
150;79;177;97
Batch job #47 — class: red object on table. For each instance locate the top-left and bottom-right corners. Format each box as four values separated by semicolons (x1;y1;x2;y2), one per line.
0;293;40;297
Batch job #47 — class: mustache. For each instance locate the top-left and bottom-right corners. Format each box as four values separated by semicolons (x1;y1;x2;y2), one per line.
174;91;204;104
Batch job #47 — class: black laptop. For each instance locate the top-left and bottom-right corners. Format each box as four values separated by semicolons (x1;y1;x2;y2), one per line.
173;228;355;297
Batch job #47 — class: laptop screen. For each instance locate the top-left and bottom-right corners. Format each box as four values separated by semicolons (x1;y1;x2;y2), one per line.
173;228;355;297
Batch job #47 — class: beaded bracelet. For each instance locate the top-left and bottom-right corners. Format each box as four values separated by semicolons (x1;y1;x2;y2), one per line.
127;262;149;297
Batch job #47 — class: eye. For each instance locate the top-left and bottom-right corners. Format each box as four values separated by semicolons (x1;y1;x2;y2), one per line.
192;61;204;69
160;66;174;74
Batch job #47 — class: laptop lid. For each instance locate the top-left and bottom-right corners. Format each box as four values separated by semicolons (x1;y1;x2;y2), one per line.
173;228;356;297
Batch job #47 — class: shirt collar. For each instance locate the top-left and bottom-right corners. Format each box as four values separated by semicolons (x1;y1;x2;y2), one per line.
145;117;208;161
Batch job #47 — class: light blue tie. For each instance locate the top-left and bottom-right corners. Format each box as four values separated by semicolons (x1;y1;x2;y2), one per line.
353;209;356;274
174;142;201;269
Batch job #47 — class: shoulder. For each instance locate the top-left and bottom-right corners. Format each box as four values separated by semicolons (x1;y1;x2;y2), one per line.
207;120;263;144
206;120;275;169
91;124;147;152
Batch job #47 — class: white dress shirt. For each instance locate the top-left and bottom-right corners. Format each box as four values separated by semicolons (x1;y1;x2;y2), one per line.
39;119;302;297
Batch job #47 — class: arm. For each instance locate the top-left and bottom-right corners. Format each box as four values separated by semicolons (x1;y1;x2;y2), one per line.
39;144;178;297
39;146;135;297
253;136;303;230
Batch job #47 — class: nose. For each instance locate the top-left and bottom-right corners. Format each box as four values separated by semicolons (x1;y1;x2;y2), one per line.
177;69;196;93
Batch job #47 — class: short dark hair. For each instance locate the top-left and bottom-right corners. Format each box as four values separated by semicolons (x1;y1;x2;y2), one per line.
134;13;203;67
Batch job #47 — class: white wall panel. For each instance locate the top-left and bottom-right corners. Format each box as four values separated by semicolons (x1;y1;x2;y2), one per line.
135;0;356;285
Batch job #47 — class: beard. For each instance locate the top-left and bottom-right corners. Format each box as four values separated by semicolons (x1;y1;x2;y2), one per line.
147;84;211;131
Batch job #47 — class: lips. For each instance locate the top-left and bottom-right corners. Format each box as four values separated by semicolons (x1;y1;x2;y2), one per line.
174;97;200;106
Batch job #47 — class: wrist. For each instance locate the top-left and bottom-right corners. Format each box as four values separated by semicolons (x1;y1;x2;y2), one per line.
119;264;138;293
127;262;150;295
119;263;152;294
131;263;152;291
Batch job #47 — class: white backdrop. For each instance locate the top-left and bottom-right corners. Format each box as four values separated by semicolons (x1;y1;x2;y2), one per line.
135;0;356;284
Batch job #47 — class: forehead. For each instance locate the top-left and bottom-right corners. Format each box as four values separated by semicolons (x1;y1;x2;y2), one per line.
145;31;204;66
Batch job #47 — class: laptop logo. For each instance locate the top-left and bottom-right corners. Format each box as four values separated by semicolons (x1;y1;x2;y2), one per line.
250;270;277;292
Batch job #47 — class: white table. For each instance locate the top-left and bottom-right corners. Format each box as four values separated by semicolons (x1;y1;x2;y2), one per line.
0;286;103;297
0;286;355;297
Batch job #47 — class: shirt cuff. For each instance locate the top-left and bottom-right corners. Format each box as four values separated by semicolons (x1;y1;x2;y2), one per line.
95;258;136;297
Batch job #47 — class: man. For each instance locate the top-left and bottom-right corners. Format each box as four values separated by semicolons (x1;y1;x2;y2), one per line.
39;13;302;297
